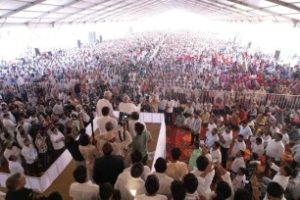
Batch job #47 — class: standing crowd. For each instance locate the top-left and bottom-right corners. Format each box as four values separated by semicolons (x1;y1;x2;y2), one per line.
0;31;300;200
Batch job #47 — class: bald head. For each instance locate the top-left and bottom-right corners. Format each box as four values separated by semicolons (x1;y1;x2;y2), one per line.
123;94;130;103
103;91;112;100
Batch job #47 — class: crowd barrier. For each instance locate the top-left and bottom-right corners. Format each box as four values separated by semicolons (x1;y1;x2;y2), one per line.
166;89;300;109
0;112;166;193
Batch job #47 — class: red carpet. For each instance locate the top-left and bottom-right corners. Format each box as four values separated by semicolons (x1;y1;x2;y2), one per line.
166;126;206;162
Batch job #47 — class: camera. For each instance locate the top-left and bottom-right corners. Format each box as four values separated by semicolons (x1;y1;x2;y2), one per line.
118;112;130;126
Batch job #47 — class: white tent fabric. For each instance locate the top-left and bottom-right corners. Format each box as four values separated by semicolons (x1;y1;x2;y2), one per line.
0;0;300;26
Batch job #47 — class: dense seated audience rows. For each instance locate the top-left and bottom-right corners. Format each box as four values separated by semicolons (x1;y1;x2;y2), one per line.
0;31;300;200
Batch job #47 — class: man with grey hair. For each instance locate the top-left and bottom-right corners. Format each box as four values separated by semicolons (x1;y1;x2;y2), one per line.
96;91;114;117
118;94;140;115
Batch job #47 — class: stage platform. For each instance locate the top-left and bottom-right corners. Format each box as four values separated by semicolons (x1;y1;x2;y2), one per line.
0;112;166;193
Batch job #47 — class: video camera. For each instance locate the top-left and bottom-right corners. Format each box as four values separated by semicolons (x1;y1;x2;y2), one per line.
118;112;130;126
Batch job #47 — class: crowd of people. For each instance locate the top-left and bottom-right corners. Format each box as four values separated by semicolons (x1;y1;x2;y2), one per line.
0;31;300;200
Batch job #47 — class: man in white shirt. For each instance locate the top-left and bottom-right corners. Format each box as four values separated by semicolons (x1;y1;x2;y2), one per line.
21;139;38;176
252;137;265;157
16;127;33;148
8;155;24;175
206;119;217;139
2;113;16;138
96;91;114;117
69;166;99;200
52;99;64;116
239;121;253;140
183;173;200;200
118;94;140;115
231;151;246;174
114;162;145;200
265;133;285;161
153;157;173;197
135;175;167;200
158;98;167;113
18;118;32;135
219;127;233;167
281;132;290;146
95;106;118;136
263;182;287;200
128;112;147;138
231;135;246;158
270;125;280;137
190;113;201;146
184;102;194;116
4;144;21;162
49;127;65;159
215;163;234;198
262;162;292;192
262;164;292;199
165;98;174;124
211;142;222;164
166;148;188;181
206;128;219;149
123;151;150;181
232;167;246;191
192;155;215;199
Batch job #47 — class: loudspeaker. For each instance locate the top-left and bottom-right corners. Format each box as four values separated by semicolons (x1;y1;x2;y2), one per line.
88;31;96;44
274;50;281;60
248;41;252;48
77;40;82;48
233;36;237;43
34;48;40;56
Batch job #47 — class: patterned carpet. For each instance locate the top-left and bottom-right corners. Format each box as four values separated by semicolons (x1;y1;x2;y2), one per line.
166;126;206;162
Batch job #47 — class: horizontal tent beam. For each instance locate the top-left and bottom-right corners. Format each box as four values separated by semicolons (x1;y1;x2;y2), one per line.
265;0;300;12
203;0;259;17
191;0;251;19
178;0;244;20
225;0;300;23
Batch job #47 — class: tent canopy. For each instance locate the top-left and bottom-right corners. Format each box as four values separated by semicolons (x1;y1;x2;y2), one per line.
0;0;300;26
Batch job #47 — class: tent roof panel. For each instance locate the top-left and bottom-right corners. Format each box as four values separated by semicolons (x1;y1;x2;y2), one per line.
43;12;68;18
0;0;299;25
0;10;10;16
5;17;32;23
10;11;44;18
70;1;94;8
281;0;300;2
24;4;59;12
42;0;76;6
0;0;28;10
244;0;278;7
266;5;300;13
55;7;82;14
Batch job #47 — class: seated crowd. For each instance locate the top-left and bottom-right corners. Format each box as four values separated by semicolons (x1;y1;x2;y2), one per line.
0;31;299;200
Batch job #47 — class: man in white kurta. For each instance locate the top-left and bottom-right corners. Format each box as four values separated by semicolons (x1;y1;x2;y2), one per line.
265;134;285;161
118;95;140;115
69;166;99;200
96;91;114;117
95;107;118;136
